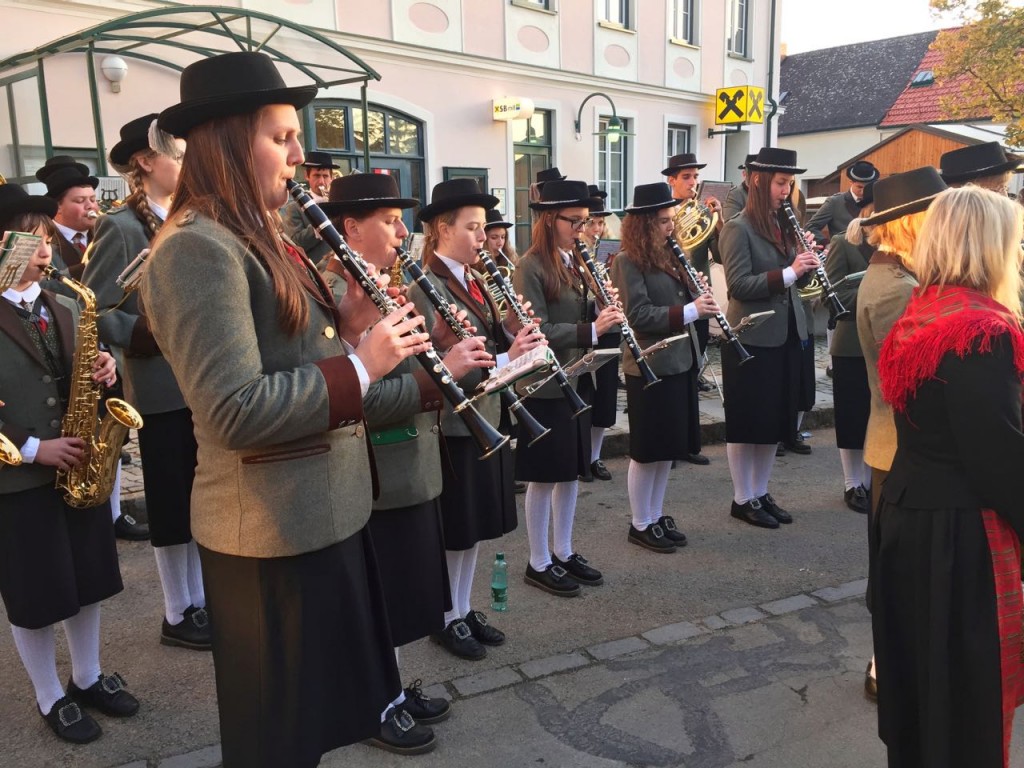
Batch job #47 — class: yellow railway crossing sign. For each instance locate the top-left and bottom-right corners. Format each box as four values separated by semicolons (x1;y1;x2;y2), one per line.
714;85;765;126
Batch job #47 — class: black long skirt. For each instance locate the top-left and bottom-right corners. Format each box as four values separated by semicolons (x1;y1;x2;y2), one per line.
591;331;621;428
626;370;700;462
871;500;1014;768
515;376;593;483
797;334;816;412
0;485;123;629
440;437;516;551
832;355;870;449
199;530;400;768
368;498;450;647
137;407;197;547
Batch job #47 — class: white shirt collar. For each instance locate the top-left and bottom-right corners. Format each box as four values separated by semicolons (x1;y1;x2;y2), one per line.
3;281;42;307
54;221;88;244
147;198;169;222
436;252;470;288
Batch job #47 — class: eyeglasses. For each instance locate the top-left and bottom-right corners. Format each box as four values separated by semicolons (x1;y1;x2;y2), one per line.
556;215;592;231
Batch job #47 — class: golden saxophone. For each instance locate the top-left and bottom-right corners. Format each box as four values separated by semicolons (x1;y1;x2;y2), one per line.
41;266;143;507
0;432;22;466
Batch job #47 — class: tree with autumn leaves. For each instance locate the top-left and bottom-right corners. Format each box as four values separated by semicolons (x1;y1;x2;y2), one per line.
930;0;1024;148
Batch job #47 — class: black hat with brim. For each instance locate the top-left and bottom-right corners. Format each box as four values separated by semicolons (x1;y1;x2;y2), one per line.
110;113;160;167
860;167;947;227
661;153;706;176
847;160;880;183
536;167;567;188
45;167;99;200
484;208;513;229
747;147;806;175
0;183;58;226
158;52;318;138
625;182;682;214
940;141;1022;184
320;173;419;218
302;151;340;170
529;180;593;211
35;155;90;183
738;154;757;170
417;178;498;222
588;199;612;216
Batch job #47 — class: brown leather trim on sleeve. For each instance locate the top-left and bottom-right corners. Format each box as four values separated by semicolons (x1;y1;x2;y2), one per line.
127;315;161;357
413;368;444;412
576;322;594;349
314;356;364;429
766;269;784;295
668;304;686;333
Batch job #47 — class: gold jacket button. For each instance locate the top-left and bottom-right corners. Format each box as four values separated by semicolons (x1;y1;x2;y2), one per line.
430;425;440;435
354;425;364;438
324;326;336;339
46;397;57;407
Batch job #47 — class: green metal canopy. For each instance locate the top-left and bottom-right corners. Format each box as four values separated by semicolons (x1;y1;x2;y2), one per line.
0;5;382;176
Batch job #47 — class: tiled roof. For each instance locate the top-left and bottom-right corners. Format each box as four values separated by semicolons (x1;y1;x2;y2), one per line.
779;31;938;136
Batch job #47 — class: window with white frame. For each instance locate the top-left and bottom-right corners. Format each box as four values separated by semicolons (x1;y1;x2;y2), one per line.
597;116;630;211
518;0;550;9
727;0;749;57
667;123;693;157
671;0;696;44
602;0;630;27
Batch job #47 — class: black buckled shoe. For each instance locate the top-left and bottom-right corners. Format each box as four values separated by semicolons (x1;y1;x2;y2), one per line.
40;695;101;744
776;443;786;457
464;610;505;646
552;553;603;585
783;437;812;455
431;619;486;660
864;662;878;702
844;485;869;514
684;453;710;466
68;673;139;717
590;460;612;481
759;493;792;524
627;524;676;553
401;680;451;724
657;516;688;546
367;706;436;755
161;605;212;651
113;514;150;541
730;498;779;529
524;564;581;597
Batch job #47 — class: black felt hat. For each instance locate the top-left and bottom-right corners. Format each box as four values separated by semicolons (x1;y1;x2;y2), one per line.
158;52;318;138
528;180;592;211
0;183;58;227
846;160;880;183
625;182;681;214
587;184;611;216
484;208;513;230
109;114;159;167
738;154;757;170
417;179;498;223
746;147;806;175
939;142;1022;184
535;167;566;188
860;167;947;226
35;155;90;183
44;167;99;200
302;151;340;170
320;173;419;218
661;153;706;176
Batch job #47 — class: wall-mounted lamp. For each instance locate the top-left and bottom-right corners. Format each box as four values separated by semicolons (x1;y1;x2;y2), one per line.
573;92;633;144
100;56;128;93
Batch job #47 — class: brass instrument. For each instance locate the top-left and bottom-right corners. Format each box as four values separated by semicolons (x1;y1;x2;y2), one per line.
673;199;718;252
0;432;22;466
478;253;513;313
779;201;849;321
40;265;144;507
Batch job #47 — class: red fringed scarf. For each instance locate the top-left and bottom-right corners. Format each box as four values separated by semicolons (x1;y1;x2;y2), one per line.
878;284;1024;414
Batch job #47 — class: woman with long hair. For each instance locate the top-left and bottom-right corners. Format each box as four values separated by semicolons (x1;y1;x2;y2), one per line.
873;186;1024;768
610;183;720;552
141;52;436;765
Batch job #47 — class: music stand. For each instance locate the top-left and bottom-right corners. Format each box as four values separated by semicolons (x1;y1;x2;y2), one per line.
561;349;621;380
732;310;775;335
640;333;688;359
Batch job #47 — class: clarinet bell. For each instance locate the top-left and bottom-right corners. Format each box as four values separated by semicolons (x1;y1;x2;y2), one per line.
639;359;661;390
827;292;851;322
733;339;755;366
458;404;509;460
504;392;551;447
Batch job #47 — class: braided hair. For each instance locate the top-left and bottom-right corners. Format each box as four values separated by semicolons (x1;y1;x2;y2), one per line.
120;151;163;240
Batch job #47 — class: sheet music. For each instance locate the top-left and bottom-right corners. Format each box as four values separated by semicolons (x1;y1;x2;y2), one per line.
0;232;42;292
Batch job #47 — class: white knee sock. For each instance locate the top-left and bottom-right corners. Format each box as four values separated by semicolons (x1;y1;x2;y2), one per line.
63;602;102;691
751;444;777;498
839;448;866;491
110;461;122;522
458;544;479;617
726;443;756;504
154;543;192;625
525;482;555;571
627;460;656;530
443;549;464;626
648;461;673;525
590;427;605;464
10;624;63;713
186;539;205;609
551;481;579;562
796;411;805;432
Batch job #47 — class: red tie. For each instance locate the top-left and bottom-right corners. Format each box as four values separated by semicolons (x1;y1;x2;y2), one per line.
73;234;87;254
467;272;485;305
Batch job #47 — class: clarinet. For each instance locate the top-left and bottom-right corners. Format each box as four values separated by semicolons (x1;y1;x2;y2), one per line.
573;238;660;389
780;200;849;321
287;181;508;460
396;250;551;446
665;237;753;365
476;249;591;419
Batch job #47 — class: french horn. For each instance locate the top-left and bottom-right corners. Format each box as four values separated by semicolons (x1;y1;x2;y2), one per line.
673;199;718;252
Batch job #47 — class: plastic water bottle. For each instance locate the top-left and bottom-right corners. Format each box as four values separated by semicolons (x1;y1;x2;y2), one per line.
490;552;508;612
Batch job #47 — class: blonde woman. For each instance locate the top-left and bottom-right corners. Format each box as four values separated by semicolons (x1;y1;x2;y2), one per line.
874;186;1024;768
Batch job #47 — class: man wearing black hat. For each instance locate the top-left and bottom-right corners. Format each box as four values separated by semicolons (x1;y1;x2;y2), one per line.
723;154;757;222
940;140;1021;195
280;151;338;265
806;160;880;246
37;164;100;282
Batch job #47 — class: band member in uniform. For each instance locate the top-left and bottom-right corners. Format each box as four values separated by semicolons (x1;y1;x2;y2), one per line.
143;51;436;765
723;155;756;222
806;161;879;246
39;165;100;282
0;184;137;744
411;179;544;656
82;114;211;651
611;183;720;552
718;147;818;529
873;186;1024;768
513;180;624;596
940;141;1021;196
280;150;337;266
482;208;518;270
